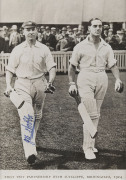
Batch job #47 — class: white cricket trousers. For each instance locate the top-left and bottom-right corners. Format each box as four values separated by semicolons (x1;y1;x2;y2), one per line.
14;76;47;159
77;70;108;151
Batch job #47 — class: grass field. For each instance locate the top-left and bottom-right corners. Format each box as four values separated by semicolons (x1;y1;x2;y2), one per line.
0;72;126;170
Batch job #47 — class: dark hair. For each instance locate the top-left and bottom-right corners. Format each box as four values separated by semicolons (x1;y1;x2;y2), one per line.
88;18;102;26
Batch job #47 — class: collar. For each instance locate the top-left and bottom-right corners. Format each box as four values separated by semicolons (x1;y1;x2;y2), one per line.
22;40;41;48
85;35;107;46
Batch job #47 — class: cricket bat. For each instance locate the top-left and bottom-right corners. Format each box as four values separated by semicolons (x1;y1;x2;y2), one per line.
72;93;98;138
4;89;25;109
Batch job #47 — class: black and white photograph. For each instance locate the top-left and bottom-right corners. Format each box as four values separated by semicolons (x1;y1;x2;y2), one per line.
0;0;126;179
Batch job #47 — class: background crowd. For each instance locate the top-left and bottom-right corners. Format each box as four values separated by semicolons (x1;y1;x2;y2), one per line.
0;23;126;53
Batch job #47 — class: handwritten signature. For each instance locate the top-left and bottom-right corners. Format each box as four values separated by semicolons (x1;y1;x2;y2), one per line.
21;114;35;145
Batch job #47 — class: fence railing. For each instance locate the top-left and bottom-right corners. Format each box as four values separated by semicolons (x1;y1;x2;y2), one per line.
113;50;126;70
0;51;126;75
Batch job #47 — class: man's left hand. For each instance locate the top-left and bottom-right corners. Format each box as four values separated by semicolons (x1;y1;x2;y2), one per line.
115;79;124;93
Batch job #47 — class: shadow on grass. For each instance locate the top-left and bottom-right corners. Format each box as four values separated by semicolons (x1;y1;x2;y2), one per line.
31;146;126;169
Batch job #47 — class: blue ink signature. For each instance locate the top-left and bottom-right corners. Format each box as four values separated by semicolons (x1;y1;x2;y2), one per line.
21;114;35;145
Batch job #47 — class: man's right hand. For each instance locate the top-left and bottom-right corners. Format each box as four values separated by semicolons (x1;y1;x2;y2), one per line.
44;82;55;94
69;82;78;96
4;85;13;97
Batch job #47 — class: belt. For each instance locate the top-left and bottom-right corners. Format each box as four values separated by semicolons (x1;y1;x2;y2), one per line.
17;74;45;82
80;68;105;73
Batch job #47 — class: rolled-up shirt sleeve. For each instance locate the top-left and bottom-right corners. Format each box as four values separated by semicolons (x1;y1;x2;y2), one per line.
45;47;56;71
107;46;117;69
69;46;80;67
6;47;19;74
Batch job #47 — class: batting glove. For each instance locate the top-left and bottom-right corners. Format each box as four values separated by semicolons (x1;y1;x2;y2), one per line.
115;79;124;93
4;85;13;97
44;82;55;94
69;82;78;96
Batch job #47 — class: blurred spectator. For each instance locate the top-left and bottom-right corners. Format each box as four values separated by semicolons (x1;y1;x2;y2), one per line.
37;32;43;43
55;28;61;41
61;34;75;52
9;25;21;52
0;27;5;53
42;26;57;50
57;27;67;41
115;34;121;43
74;32;83;45
42;26;50;44
56;32;68;51
72;28;78;38
116;30;124;43
124;29;126;37
48;27;57;50
51;27;56;35
81;25;85;35
102;25;109;41
109;35;119;50
36;26;40;33
2;26;9;53
115;33;126;50
66;25;71;34
77;28;85;40
78;24;85;35
61;27;67;37
68;28;73;38
19;28;25;43
122;29;126;49
40;26;45;35
105;28;113;43
108;28;113;37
